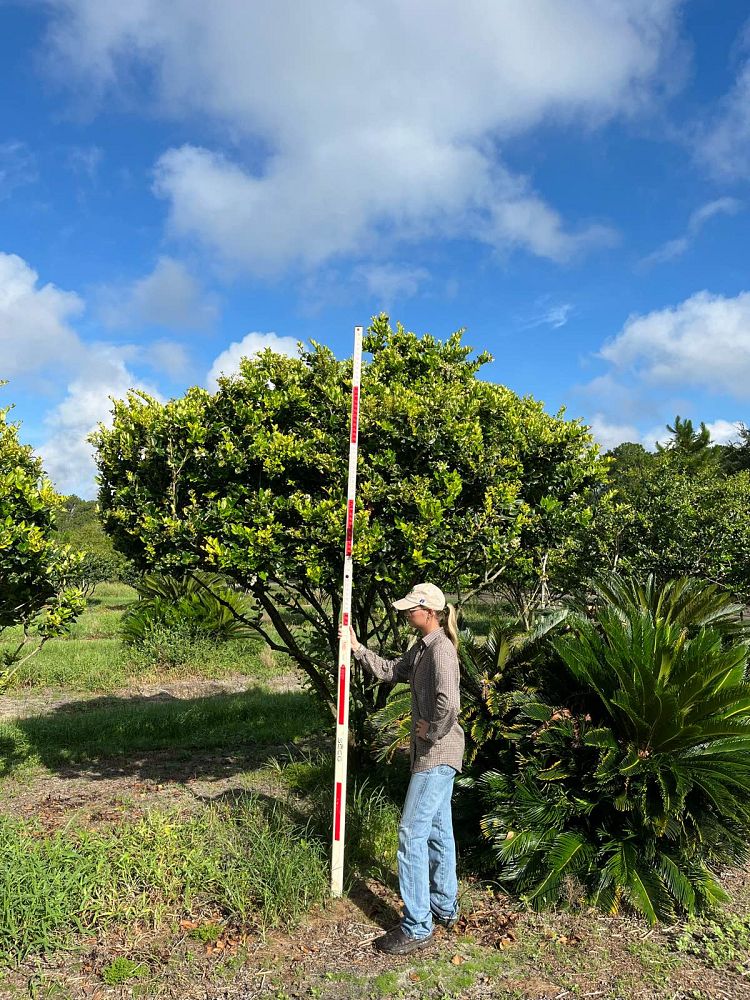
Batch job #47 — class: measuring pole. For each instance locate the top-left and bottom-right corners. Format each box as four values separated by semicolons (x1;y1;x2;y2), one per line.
331;324;363;898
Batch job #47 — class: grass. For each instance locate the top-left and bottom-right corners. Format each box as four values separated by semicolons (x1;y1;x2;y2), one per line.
0;582;290;694
0;687;326;775
274;751;401;883
101;957;146;985
0;799;329;965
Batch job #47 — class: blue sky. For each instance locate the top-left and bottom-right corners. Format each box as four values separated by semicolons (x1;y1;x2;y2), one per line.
1;1;749;497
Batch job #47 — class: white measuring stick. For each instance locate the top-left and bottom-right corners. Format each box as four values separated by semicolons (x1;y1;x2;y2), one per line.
331;324;363;898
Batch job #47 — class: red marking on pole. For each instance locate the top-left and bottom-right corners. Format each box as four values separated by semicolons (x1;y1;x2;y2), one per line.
350;386;359;443
345;499;354;555
342;612;349;626
338;666;347;724
334;783;343;840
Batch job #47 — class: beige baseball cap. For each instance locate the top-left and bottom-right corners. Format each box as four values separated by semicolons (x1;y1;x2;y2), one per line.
392;582;446;612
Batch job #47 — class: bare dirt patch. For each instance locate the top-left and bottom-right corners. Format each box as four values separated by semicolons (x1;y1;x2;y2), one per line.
6;880;750;999
0;746;302;832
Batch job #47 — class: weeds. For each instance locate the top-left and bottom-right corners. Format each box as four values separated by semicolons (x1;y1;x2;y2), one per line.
126;622;232;672
272;750;400;882
101;957;146;985
674;913;750;974
189;920;224;944
0;798;328;965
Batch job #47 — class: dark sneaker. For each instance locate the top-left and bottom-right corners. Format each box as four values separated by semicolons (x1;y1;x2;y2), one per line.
432;907;460;930
374;926;433;955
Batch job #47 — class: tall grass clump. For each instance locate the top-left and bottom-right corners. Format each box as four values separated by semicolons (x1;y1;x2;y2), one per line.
0;800;328;964
274;751;400;882
473;575;750;923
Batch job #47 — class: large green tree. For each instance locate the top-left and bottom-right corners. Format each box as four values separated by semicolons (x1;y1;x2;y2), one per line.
0;389;84;685
608;438;750;598
92;319;607;734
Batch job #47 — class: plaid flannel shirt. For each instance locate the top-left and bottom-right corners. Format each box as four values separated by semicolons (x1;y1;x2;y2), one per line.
354;627;465;773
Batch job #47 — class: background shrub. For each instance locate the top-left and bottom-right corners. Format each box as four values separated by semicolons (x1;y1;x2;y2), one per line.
121;572;255;647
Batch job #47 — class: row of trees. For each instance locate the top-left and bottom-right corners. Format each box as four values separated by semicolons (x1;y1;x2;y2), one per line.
2;321;750;923
3;322;749;696
606;417;750;595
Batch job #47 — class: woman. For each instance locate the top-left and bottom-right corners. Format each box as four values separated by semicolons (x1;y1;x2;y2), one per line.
343;582;464;955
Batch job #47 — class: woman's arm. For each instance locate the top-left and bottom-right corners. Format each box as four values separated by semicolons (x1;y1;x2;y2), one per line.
341;625;413;684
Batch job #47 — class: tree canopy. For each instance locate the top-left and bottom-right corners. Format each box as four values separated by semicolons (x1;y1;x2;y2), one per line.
0;388;84;682
606;417;750;597
93;318;608;732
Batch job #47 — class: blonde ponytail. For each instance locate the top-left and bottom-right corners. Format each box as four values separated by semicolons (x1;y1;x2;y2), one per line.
440;603;459;649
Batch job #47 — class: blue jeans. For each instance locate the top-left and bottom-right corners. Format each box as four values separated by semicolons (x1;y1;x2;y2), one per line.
398;764;458;939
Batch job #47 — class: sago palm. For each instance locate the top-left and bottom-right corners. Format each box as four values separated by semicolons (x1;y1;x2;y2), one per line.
479;573;750;923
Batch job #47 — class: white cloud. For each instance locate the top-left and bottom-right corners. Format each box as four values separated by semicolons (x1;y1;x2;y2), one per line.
641;197;743;265
587;414;742;453
0;142;37;199
101;255;218;331
485;191;617;262
641;419;743;450
38;350;157;497
66;144;103;180
0;251;150;497
152;141;618;273
705;418;743;445
207;331;300;390
520;299;574;330
44;1;682;272
641;423;672;451
588;414;641;451
697;45;750;179
0;252;84;376
600;290;750;399
354;263;431;304
143;339;191;379
691;197;743;228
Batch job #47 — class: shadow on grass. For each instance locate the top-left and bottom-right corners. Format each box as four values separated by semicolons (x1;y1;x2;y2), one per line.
0;687;329;781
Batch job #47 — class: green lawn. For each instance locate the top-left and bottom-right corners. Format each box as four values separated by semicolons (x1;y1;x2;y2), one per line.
0;582;288;693
0;686;326;775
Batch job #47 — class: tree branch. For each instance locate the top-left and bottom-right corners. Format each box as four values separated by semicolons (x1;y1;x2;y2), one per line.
457;561;510;606
251;584;334;709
